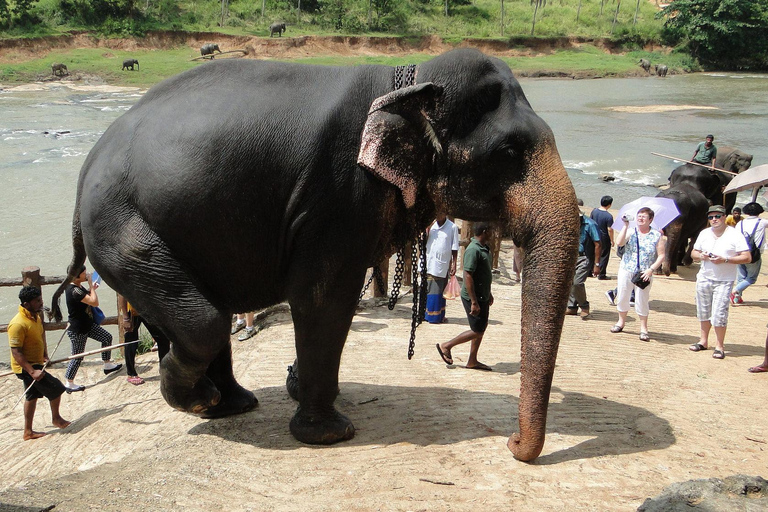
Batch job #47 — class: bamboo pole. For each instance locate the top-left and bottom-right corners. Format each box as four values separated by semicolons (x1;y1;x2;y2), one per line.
12;327;68;408
2;340;140;380
651;152;738;176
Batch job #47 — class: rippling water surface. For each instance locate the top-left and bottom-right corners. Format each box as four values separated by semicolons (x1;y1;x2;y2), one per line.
1;72;767;360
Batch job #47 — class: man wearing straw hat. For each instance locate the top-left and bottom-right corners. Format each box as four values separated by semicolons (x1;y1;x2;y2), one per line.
7;286;70;440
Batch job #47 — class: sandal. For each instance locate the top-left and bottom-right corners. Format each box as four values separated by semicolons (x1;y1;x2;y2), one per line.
639;332;650;342
127;375;145;386
610;325;624;333
689;343;708;352
748;366;768;373
712;349;725;360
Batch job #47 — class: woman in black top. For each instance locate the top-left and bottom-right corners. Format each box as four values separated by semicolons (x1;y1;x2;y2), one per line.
63;265;121;392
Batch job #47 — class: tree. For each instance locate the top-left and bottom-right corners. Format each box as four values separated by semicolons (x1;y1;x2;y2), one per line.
659;0;768;69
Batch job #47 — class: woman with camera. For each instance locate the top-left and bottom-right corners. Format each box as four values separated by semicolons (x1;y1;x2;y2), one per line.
610;207;665;341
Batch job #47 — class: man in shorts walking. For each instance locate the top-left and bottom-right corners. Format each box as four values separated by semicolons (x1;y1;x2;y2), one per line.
8;286;70;440
436;223;494;371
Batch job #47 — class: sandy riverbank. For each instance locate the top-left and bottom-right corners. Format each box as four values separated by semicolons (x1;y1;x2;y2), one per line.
1;218;766;510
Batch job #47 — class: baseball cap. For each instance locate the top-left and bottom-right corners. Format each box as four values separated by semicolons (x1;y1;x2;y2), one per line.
707;205;726;215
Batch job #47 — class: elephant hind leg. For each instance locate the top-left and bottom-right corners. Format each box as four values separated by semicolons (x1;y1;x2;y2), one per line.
92;217;255;417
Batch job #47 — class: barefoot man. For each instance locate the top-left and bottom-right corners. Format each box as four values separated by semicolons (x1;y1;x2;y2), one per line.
8;286;70;440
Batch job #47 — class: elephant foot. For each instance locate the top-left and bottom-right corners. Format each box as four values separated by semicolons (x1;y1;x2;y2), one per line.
201;384;258;419
289;405;355;445
161;373;221;415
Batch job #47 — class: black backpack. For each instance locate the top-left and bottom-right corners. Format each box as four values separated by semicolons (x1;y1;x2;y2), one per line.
740;221;762;263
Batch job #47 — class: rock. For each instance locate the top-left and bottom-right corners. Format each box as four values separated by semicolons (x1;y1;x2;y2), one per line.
637;474;768;511
599;174;615;182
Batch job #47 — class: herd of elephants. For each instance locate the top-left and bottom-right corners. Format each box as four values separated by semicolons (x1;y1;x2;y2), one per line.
43;44;754;463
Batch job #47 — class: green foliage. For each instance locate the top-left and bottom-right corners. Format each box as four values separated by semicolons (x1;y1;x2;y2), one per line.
659;0;768;69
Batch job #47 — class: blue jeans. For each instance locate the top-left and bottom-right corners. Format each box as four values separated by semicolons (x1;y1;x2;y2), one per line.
734;260;762;295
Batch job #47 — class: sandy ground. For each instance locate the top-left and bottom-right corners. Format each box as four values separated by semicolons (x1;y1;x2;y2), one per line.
1;224;766;511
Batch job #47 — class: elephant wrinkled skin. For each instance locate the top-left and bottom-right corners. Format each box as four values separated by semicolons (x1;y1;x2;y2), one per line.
656;184;709;275
51;49;578;462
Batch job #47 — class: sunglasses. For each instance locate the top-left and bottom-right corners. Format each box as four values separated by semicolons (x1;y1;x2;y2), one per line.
708;214;723;220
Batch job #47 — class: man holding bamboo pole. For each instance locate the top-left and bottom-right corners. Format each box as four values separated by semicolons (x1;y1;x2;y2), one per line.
691;134;718;169
8;286;70;440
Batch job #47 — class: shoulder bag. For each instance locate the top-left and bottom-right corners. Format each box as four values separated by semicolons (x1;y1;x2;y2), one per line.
630;229;651;290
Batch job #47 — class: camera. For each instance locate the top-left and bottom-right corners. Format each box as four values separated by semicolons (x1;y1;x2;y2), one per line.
622;214;634;222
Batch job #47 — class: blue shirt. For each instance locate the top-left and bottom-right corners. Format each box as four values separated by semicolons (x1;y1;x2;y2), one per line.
590;208;613;242
579;215;600;254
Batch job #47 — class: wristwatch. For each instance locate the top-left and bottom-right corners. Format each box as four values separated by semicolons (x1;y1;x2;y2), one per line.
725;257;729;263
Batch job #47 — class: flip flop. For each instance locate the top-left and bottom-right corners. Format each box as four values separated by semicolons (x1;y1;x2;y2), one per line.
712;349;725;359
610;325;624;333
689;343;708;352
436;344;453;365
465;362;492;371
748;366;768;373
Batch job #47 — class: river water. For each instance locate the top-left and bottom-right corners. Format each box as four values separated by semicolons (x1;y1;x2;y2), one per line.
1;72;767;362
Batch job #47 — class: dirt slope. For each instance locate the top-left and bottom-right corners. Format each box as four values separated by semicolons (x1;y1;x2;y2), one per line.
1;229;766;511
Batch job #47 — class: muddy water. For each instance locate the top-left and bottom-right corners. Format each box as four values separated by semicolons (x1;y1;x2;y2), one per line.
1;73;767;362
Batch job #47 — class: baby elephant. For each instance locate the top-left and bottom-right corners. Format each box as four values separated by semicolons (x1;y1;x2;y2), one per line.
51;63;68;76
655;64;668;77
200;43;222;58
269;22;286;37
122;58;139;71
638;58;651;73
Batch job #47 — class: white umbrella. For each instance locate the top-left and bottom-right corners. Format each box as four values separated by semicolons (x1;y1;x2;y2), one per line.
611;196;681;232
723;163;768;201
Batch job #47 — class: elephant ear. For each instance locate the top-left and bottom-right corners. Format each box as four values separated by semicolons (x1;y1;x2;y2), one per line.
357;82;443;209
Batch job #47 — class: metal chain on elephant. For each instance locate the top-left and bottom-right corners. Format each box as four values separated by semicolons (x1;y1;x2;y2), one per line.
406;231;428;360
357;266;388;304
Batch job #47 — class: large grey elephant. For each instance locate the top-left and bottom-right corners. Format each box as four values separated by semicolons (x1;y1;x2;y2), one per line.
122;58;139;71
656;183;709;274
51;49;578;462
51;63;68;76
669;145;753;214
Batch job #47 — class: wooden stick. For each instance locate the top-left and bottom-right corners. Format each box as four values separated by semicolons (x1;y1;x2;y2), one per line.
2;340;140;379
651;152;738;176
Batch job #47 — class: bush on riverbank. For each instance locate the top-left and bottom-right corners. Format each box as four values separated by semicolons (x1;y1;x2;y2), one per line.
3;0;665;42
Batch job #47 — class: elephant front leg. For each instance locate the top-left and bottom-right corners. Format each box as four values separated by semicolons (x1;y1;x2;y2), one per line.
288;296;358;445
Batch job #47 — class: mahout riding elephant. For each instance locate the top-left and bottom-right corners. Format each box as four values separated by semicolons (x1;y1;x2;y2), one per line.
655;64;668;77
200;43;222;58
270;22;286;37
51;49;579;462
51;63;68;76
656;184;709;274
669;146;753;213
639;58;651;73
122;58;139;71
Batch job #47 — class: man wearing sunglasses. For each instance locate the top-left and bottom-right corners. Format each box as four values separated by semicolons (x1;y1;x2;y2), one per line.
689;205;751;359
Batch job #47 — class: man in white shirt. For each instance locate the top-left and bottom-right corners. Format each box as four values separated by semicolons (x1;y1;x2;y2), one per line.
424;213;460;324
689;205;751;359
732;202;768;304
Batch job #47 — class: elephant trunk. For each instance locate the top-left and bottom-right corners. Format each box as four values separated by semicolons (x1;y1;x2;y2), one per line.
661;219;683;275
504;142;579;461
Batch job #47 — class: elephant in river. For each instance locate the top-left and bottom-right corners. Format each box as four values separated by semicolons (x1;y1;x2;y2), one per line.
655;64;668;77
639;59;651;73
669;146;753;213
51;63;68;76
200;43;222;58
656;183;709;275
50;49;579;462
270;22;286;37
122;58;139;71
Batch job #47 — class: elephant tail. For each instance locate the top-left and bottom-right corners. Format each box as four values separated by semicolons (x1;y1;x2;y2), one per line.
50;203;86;323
